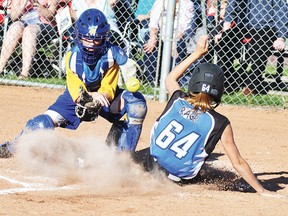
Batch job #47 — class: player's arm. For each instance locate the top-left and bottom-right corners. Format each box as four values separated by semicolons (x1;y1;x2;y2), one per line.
65;51;87;102
220;124;285;198
165;35;209;97
97;63;119;102
88;63;119;107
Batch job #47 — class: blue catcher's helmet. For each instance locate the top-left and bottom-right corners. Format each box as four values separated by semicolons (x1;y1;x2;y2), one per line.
75;9;111;65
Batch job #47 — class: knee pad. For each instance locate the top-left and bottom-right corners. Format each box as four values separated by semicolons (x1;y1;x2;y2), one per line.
121;90;147;124
115;91;147;151
25;114;55;132
6;115;55;150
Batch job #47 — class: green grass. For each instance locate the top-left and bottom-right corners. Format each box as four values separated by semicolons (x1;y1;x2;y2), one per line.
2;74;66;86
222;92;286;107
2;64;288;107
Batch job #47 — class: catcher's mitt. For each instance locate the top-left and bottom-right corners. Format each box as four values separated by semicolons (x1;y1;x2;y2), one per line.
75;86;102;121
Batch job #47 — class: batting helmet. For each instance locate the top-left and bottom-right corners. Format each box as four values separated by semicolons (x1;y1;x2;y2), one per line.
74;9;111;65
188;63;224;104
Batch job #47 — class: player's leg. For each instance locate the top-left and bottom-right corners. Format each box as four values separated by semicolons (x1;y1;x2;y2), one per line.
131;147;156;172
105;120;124;147
0;114;56;158
105;90;147;151
0;91;78;158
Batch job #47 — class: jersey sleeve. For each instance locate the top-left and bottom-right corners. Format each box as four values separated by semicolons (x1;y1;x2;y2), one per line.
111;45;128;66
65;50;87;102
98;63;120;100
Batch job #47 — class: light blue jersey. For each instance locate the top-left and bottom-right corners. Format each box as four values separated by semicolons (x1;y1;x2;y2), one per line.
150;90;229;179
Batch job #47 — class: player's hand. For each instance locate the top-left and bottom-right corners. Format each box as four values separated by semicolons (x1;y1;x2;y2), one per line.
90;92;110;107
273;38;286;51
194;35;209;57
258;190;287;199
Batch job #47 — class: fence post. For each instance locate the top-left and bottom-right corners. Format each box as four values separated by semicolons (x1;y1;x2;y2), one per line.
159;0;176;103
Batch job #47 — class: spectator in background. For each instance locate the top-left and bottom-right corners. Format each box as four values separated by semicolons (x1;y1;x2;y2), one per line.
0;5;3;47
179;0;222;87
0;0;11;50
134;0;155;21
143;0;194;86
113;0;134;33
71;0;127;52
214;0;248;93
71;0;118;31
217;0;288;95
133;0;155;43
0;0;59;79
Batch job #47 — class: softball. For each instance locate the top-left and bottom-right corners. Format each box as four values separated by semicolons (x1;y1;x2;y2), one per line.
126;77;141;92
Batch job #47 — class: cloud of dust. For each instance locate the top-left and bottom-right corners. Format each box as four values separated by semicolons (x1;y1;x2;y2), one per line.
15;130;173;193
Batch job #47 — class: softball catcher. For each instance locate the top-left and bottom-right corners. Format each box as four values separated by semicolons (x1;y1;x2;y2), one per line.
0;9;147;157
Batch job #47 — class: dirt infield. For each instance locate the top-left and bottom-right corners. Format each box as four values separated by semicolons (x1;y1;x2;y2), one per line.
0;85;288;216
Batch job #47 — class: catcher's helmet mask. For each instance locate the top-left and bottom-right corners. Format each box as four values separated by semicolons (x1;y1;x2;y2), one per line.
188;63;224;105
75;9;111;65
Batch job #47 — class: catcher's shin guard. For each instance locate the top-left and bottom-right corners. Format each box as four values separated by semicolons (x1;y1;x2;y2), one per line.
117;123;143;151
106;121;144;151
116;91;147;151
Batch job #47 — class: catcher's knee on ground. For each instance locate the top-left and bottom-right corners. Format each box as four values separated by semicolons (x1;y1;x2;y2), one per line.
106;91;147;151
24;114;55;132
0;114;55;158
4;114;56;154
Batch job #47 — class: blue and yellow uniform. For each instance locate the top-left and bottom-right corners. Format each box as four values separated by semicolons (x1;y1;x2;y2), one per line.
48;43;128;129
0;8;147;156
43;41;147;151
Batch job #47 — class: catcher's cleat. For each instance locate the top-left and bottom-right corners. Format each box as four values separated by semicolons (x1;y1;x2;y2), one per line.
0;141;14;158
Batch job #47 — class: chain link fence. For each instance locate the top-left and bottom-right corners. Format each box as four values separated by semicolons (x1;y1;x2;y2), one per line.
0;0;288;107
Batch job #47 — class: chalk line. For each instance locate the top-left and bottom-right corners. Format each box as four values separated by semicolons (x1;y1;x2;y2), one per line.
0;175;74;195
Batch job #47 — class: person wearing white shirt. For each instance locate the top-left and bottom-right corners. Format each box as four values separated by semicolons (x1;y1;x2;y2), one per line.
143;0;194;86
